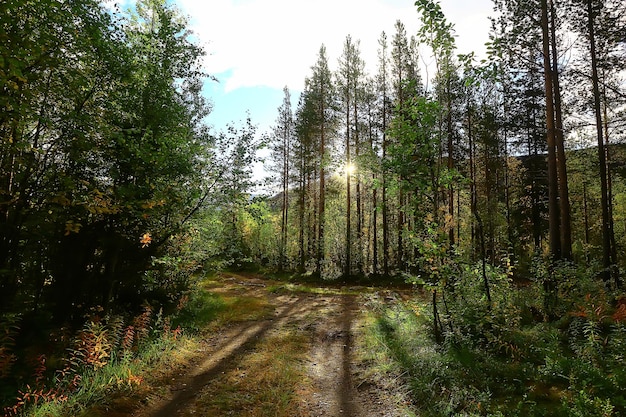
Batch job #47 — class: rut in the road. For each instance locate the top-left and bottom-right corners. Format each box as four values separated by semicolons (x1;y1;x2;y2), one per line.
132;285;404;417
304;295;360;416
140;294;305;417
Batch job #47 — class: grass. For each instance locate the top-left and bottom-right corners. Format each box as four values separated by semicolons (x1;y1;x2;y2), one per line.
18;272;276;417
25;335;199;417
215;295;274;324
359;291;626;417
266;282;363;296
353;312;417;416
190;329;309;417
172;289;227;332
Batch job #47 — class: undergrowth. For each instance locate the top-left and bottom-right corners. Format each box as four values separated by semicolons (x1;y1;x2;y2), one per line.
361;262;626;417
2;280;226;417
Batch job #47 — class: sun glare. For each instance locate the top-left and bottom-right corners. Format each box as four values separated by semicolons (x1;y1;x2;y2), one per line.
345;163;356;175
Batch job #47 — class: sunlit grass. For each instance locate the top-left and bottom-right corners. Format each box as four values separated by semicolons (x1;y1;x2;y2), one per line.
23;272;272;417
266;282;366;296
190;330;309;417
215;295;274;325
359;291;626;416
359;295;496;416
353;313;416;416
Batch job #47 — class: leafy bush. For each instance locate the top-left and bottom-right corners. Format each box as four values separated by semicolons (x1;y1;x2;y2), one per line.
443;261;521;351
171;288;226;333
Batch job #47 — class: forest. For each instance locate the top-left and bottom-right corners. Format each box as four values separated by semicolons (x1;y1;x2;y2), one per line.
1;0;626;416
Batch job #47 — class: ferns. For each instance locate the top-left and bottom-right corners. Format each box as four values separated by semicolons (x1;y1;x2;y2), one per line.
3;303;179;416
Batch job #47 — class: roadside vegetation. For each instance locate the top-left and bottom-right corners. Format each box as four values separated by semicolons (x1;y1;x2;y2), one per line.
2;279;218;417
361;262;626;416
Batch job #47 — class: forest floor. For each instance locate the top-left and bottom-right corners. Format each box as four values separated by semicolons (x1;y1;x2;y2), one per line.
99;272;415;417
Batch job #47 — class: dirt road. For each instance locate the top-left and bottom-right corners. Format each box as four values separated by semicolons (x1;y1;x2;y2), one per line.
127;274;409;417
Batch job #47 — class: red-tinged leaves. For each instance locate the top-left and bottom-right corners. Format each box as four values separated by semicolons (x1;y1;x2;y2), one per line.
140;232;152;247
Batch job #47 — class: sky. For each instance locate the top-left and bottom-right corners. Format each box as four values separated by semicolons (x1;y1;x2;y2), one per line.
173;0;496;134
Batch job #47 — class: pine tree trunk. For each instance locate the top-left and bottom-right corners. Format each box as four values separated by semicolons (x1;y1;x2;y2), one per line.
602;85;619;283
318;135;325;277
355;96;363;275
468;107;477;261
369;103;378;275
549;0;572;260
298;169;306;272
541;0;561;260
397;187;404;271
382;101;390;277
447;78;455;249
586;0;613;283
345;102;352;278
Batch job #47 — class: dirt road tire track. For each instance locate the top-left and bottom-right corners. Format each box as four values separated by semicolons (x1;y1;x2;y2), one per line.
123;277;407;417
136;294;304;417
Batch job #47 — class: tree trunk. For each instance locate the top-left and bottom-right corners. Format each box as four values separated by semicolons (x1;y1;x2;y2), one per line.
397;187;404;271
298;168;306;272
549;0;572;260
280;121;290;271
317;113;326;276
541;0;561;260
468;106;477;260
586;0;613;284
355;95;363;276
602;83;619;283
382;100;390;277
369;102;379;275
447;77;455;249
345;102;352;278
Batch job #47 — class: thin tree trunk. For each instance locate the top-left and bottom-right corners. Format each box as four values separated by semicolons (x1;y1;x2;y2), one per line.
298;169;306;272
397;187;404;271
474;211;492;310
432;290;442;344
541;0;561;260
355;96;363;276
503;86;513;255
382;99;390;277
583;180;590;263
280;122;290;271
586;0;613;283
369;102;378;276
447;78;455;249
345;101;352;278
468;106;477;260
602;84;619;282
318;124;325;276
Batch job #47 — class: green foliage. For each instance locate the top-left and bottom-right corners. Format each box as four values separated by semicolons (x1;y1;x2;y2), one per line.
415;0;456;61
446;261;520;342
387;96;440;192
0;0;217;322
363;296;496;416
171;288;226;334
362;258;626;416
0;0;269;413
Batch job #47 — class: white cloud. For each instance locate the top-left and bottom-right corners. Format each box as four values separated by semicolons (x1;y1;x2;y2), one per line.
108;0;493;93
177;0;425;92
172;0;494;134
